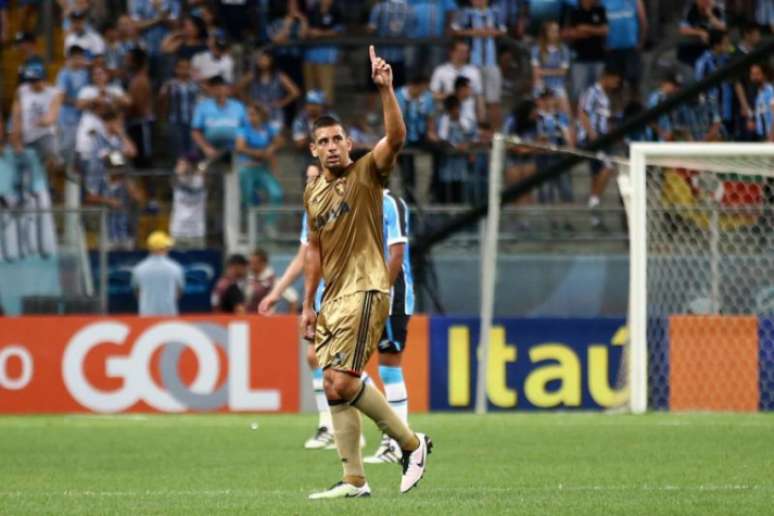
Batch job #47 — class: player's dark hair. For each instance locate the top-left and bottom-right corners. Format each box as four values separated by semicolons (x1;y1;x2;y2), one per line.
444;94;461;112
252;248;268;261
311;115;347;140
453;76;471;91
226;254;248;267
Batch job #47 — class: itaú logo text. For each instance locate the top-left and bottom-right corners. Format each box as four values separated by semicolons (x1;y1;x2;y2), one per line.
62;321;280;413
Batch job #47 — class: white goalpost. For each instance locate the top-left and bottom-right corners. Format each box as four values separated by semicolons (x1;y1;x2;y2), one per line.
479;137;774;414
625;143;774;413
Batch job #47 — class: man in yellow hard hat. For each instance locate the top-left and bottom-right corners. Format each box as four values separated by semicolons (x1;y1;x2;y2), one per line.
131;230;185;316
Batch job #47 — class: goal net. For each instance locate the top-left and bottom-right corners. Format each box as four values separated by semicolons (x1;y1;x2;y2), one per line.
625;143;774;413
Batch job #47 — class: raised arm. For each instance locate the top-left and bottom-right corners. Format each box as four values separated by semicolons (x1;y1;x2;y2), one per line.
370;45;406;172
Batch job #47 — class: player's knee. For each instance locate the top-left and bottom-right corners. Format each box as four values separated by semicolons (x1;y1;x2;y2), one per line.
328;374;360;401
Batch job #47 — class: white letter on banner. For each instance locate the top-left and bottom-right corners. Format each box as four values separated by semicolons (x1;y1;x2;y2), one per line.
62;322;137;413
228;322;281;411
0;345;34;390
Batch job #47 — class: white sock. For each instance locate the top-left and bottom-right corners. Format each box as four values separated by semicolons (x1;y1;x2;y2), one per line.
588;195;600;208
379;365;408;424
312;368;331;429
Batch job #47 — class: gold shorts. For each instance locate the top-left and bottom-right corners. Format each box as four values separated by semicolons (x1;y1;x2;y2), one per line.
315;290;389;375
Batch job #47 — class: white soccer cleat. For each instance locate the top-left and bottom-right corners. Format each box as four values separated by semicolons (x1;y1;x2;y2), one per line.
364;434;402;464
308;481;371;500
400;433;432;494
304;426;334;449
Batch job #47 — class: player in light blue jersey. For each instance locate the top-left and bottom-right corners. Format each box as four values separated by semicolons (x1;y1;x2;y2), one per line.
364;188;415;465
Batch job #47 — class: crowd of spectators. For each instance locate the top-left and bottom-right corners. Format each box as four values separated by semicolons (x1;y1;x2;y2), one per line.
0;0;772;246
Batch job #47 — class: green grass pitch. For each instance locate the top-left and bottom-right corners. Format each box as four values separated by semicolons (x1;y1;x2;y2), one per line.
2;413;773;515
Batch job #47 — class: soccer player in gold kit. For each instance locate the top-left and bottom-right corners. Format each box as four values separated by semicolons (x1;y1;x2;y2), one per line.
302;46;432;499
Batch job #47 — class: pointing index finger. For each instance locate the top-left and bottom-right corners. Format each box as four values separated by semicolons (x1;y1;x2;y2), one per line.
369;45;376;62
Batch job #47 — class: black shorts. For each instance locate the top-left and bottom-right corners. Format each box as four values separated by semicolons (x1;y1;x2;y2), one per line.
379;313;411;354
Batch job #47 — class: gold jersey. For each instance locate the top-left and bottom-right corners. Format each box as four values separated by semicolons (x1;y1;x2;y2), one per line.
304;152;390;303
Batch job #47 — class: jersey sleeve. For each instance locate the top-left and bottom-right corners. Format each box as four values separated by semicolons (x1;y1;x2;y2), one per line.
353;151;389;190
299;212;309;245
384;195;408;246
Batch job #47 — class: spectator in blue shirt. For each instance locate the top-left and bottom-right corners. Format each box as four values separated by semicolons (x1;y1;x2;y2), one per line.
577;66;621;228
368;0;415;92
56;45;90;165
535;88;573;206
695;30;733;135
235;102;284;211
732;22;762;141
750;63;774;142
191;75;247;160
129;0;181;72
646;71;682;141
756;0;774;32
407;0;458;71
132;230;185;316
396;73;438;203
436;94;477;204
602;0;647;99
531;20;572;116
452;0;508;128
304;0;343;105
160;57;200;158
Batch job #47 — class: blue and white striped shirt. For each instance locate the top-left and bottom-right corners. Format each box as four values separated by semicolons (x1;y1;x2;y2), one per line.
646;89;672;140
755;83;774;139
695;50;733;122
162;78;199;125
383;190;414;315
369;0;415;63
396;86;435;143
756;0;774;28
452;6;506;67
531;44;570;92
537;110;569;145
577;83;610;143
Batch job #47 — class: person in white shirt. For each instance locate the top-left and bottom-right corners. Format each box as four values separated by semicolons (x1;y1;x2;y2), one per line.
75;64;131;162
430;39;485;120
64;10;106;60
169;155;207;249
191;30;234;86
10;63;64;169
